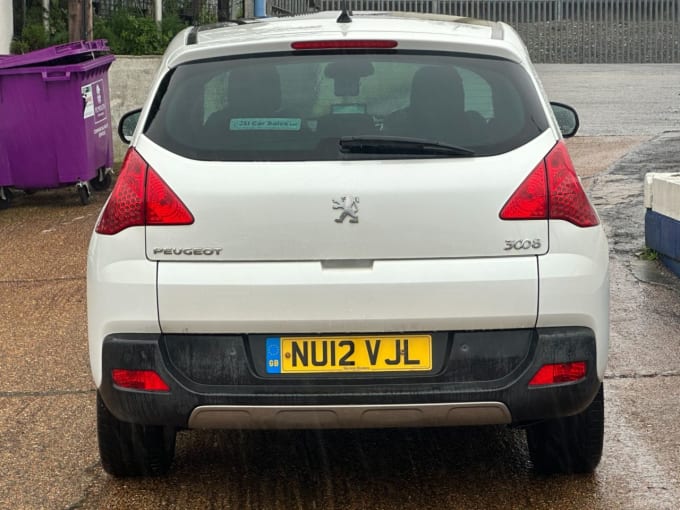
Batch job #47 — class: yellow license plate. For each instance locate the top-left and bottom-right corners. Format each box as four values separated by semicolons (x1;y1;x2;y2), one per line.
265;335;432;374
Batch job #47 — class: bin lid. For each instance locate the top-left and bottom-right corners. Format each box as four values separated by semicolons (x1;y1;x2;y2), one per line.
0;40;110;70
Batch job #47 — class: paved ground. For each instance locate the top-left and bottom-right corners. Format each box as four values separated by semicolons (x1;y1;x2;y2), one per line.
1;66;680;509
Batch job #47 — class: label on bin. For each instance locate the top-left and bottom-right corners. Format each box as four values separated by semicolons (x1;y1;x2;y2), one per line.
82;80;107;124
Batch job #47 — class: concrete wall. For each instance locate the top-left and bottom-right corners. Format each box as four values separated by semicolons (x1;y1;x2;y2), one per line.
645;173;680;278
0;0;13;54
108;55;162;162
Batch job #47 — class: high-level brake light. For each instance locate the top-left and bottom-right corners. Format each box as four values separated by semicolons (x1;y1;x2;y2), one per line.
500;141;599;227
291;40;398;50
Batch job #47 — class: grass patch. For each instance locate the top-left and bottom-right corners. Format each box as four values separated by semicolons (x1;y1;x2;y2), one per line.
638;247;660;261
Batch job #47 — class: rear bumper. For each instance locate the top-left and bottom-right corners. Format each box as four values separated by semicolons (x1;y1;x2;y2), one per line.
186;402;512;429
98;327;601;429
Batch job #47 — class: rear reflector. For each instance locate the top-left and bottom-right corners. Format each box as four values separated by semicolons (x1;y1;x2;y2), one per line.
112;369;170;392
95;148;194;235
500;141;599;227
529;361;587;386
292;40;398;50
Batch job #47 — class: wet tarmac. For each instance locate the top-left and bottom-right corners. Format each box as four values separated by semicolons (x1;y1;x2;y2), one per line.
2;70;680;509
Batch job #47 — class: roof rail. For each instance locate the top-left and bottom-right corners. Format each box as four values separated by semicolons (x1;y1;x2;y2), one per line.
186;19;262;46
491;22;504;40
271;5;294;16
187;25;199;45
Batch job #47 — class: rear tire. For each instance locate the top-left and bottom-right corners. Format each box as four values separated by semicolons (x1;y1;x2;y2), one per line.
526;383;604;474
96;391;176;477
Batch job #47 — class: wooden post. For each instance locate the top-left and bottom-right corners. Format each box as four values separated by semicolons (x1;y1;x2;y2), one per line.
43;0;50;32
68;0;92;41
192;0;202;23
217;0;230;21
154;0;162;24
244;0;254;18
68;0;80;41
85;0;92;40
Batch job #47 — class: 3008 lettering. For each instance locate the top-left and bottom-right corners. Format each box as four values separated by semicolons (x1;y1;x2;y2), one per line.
504;239;542;250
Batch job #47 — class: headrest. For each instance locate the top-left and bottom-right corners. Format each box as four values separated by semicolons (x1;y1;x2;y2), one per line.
227;66;281;114
410;66;464;114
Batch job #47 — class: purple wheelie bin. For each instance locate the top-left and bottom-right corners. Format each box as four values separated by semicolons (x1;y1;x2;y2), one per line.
0;40;116;208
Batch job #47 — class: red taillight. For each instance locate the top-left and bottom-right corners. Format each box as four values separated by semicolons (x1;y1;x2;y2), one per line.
529;361;587;386
499;160;548;221
545;141;599;227
95;148;193;235
146;167;194;226
291;40;398;50
112;369;170;392
95;148;146;235
500;141;599;227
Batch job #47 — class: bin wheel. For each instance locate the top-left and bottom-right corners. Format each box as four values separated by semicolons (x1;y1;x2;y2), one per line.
90;168;113;192
77;184;91;206
0;187;11;210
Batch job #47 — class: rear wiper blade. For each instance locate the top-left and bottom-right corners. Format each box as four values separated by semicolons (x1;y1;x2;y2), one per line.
339;136;475;156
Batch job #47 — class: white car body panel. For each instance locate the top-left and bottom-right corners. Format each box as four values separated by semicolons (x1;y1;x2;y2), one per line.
156;256;539;335
168;15;523;68
87;228;158;386
140;130;556;262
538;221;610;379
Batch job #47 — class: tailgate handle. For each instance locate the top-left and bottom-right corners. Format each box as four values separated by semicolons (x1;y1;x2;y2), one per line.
321;260;374;270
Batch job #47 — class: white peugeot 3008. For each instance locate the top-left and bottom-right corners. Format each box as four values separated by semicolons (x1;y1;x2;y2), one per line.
88;10;609;477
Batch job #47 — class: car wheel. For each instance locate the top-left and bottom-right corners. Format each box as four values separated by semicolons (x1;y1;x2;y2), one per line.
90;168;113;191
96;391;176;477
526;383;604;474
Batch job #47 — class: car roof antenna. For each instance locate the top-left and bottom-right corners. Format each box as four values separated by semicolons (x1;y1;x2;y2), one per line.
337;0;352;23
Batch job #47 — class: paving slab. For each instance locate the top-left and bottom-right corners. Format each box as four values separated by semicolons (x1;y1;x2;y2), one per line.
0;393;101;510
0;279;91;393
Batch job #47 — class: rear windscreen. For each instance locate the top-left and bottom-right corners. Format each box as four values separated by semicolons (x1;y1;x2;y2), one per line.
144;51;549;161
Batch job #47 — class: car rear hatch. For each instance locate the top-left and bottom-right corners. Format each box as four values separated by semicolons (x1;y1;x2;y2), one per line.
135;47;556;333
142;134;553;263
138;131;555;334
